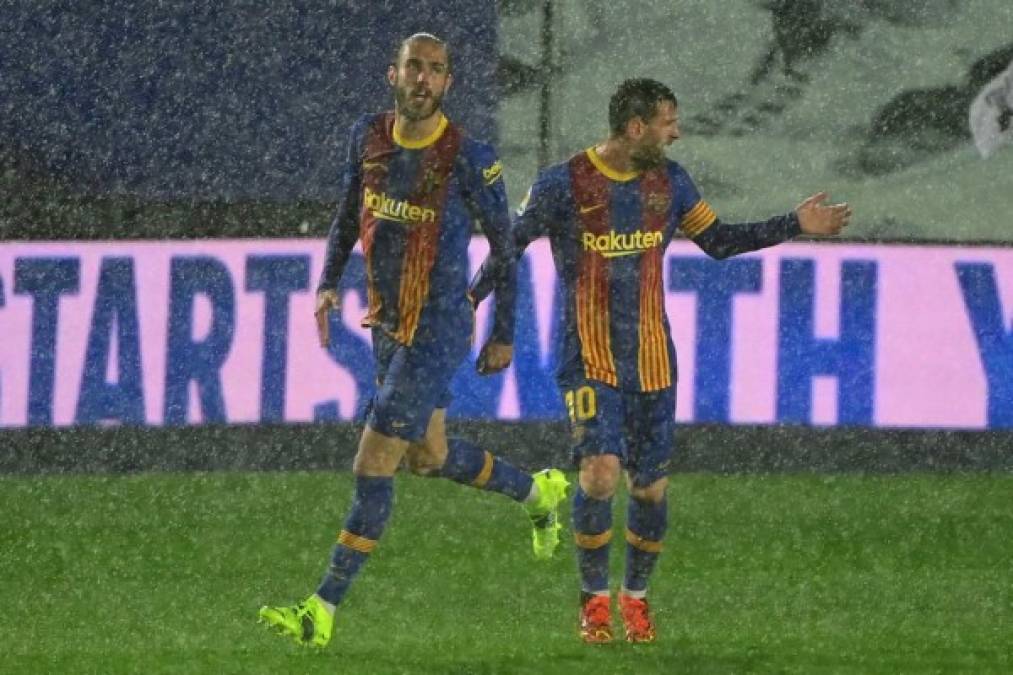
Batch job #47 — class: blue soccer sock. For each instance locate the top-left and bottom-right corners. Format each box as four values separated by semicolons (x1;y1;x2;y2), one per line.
624;496;668;595
572;487;613;594
438;437;534;502
316;475;394;607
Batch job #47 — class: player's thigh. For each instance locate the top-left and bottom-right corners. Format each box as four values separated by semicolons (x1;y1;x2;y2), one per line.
405;408;449;475
368;331;468;443
353;424;410;476
370;328;400;388
622;386;676;490
561;378;626;467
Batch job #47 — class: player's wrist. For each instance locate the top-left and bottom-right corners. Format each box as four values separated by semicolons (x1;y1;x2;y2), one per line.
785;211;803;237
489;336;514;348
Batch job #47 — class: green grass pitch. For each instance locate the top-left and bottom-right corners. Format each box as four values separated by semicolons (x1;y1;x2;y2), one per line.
2;471;1010;674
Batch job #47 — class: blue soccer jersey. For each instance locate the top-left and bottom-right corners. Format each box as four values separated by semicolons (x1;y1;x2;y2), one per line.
319;111;515;346
475;146;800;393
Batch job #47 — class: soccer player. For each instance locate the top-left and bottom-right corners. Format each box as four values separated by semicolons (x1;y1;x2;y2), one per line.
472;78;851;644
258;32;569;649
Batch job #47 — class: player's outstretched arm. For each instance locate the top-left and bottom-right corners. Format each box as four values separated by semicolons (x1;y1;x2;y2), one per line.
795;192;853;236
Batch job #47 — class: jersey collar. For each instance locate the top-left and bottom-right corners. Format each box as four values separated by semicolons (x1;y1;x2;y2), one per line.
393;113;448;149
586;146;639;182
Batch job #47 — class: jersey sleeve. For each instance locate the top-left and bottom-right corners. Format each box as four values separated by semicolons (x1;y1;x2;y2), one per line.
469;167;559;305
461;141;516;345
513;168;559;251
673;165;801;259
317;115;368;292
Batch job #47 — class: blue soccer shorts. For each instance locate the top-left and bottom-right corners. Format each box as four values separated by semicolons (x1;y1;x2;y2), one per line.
560;377;676;488
366;323;471;442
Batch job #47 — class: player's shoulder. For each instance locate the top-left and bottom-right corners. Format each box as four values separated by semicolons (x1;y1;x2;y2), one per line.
515;162;568;208
663;159;701;191
664;158;692;180
536;158;572;186
550;148;595;184
354;111;388;130
346;111;388;144
456;133;504;186
516;162;570;215
457;132;498;163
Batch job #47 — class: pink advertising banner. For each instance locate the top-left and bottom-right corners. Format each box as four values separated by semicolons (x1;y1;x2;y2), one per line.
0;238;1010;429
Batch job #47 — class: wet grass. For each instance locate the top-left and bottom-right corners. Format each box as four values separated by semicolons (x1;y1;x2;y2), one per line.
2;472;1011;673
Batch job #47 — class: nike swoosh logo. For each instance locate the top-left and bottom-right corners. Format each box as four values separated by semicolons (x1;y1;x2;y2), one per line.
579;204;605;214
362;162;387;172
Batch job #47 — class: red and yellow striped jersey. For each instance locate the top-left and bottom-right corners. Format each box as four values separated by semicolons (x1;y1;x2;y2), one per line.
320;111;515;346
483;146;799;392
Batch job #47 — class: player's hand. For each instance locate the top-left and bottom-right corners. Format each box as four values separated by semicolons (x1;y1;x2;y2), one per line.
476;340;513;375
795;192;852;236
314;289;341;348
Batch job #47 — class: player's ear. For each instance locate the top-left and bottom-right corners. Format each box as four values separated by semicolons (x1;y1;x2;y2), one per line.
444;72;453;95
626;116;646;140
386;64;397;87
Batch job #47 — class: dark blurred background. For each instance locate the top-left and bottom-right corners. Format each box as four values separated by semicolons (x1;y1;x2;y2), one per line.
2;0;1011;241
0;0;499;237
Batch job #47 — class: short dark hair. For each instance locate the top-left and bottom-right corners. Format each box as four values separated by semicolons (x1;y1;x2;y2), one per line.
391;32;452;73
608;78;678;136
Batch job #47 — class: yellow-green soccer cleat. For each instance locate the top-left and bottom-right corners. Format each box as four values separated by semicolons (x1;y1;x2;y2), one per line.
524;468;570;560
258;594;333;648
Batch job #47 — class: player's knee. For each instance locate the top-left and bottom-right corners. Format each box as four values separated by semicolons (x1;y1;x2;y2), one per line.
353;426;409;476
579;456;621;500
405;444;442;476
407;461;440;476
629;477;668;504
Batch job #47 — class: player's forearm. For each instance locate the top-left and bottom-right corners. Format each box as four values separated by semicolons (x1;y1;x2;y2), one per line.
692;212;801;259
317;208;359;292
469;263;516;342
468;260;495;305
488;258;517;345
477;226;518;343
471;191;545;322
469;236;526;306
319;120;366;292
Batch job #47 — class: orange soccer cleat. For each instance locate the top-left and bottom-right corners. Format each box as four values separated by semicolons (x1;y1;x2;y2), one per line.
579;593;613;644
618;593;657;643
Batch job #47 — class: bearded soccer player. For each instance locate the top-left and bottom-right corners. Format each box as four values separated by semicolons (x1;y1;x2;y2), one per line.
473;78;851;644
258;33;569;648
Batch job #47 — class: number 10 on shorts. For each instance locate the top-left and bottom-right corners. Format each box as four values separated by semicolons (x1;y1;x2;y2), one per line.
565;386;597;424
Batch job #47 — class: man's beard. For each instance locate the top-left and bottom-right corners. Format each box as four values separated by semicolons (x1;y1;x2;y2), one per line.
394;83;444;121
630;143;666;171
